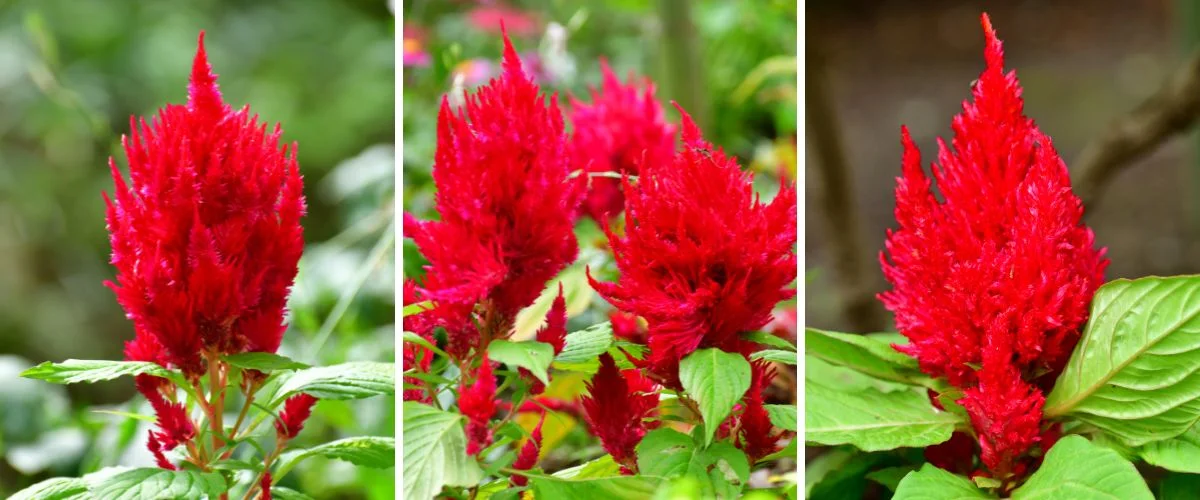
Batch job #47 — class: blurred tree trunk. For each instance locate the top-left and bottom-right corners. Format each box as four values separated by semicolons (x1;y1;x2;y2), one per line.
657;0;708;130
806;28;885;333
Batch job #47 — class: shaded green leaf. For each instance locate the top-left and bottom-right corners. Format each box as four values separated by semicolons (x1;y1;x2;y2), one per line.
8;477;88;500
86;468;227;500
892;465;988;499
764;404;797;431
276;436;394;479
402;402;484;500
1011;435;1152;499
1044;276;1200;446
805;383;958;451
21;360;170;385
749;349;796;364
1140;424;1200;473
805;328;929;386
274;361;394;403
488;340;554;385
679;348;752;446
223;352;309;372
742;331;796;352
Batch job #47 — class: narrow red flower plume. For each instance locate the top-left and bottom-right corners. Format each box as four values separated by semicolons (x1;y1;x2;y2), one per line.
104;32;305;376
460;355;498;456
580;354;660;472
589;105;797;388
569;60;676;221
275;393;318;440
735;360;786;462
406;30;585;357
537;284;568;355
260;472;273;500
879;14;1107;478
510;412;546;487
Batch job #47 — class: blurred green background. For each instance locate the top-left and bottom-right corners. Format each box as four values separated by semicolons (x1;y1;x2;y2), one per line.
0;0;395;497
402;0;797;493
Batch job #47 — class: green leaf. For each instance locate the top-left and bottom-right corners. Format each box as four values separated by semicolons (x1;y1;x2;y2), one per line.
892;465;989;499
86;468;227;500
552;455;621;479
805;356;911;394
223;352;309;371
764;404;798;431
1011;435;1152;499
1140;424;1200;473
528;475;663;499
749;349;796;364
635;428;750;498
270;487;316;500
742;331;796;352
805;328;929;386
91;409;157;423
805;383;959;451
488;340;554;385
402;402;484;500
274;361;394;403
1044;276;1200;446
403;300;432;318
806;448;886;500
866;466;918;493
210;459;261;472
275;436;395;479
8;477;88;500
1159;473;1200;500
679;348;752;446
402;331;450;360
21;360;170;384
554;322;614;366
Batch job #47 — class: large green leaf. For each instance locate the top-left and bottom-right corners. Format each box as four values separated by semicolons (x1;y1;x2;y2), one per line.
223;352;309;371
21;360;170;384
273;361;395;403
8;477;88;500
636;429;751;498
805;356;910;394
805;328;929;386
749;349;796;365
528;475;663;499
678;348;752;446
892;465;989;499
1139;424;1200;473
275;436;395;479
742;330;797;352
86;468;227;500
554;322;614;366
1044;276;1200;446
488;340;554;385
764;404;798;431
402;402;484;500
1011;435;1152;499
805;383;959;451
552;455;621;479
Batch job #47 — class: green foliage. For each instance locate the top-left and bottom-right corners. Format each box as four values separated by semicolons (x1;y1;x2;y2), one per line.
273;361;396;403
1012;436;1152;499
528;474;664;499
805;383;959;451
223;352;310;372
402;402;484;500
678;348;753;446
805;328;930;387
1140;425;1200;473
1045;276;1200;446
553;322;615;366
636;428;751;498
21;360;172;385
487;340;555;386
892;464;990;499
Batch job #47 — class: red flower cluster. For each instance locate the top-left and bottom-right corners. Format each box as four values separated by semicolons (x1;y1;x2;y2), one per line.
580;354;660;473
510;412;546;487
106;33;305;377
734;361;787;462
880;14;1108;478
405;31;584;359
589;106;797;389
569;61;676;221
459;355;498;456
275;393;318;440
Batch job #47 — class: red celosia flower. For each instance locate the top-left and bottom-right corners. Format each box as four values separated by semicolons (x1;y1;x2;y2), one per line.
275;393;318;440
879;14;1107;478
406;31;584;357
260;472;272;500
580;354;660;472
146;433;176;471
925;432;977;475
609;311;645;344
537;284;568;354
510;412;546;487
402;279;435;403
104;32;305;376
569;61;676;221
589;105;797;388
735;360;786;462
460;355;498;456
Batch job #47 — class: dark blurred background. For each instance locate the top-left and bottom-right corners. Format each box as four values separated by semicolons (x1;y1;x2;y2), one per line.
0;0;395;497
806;0;1199;334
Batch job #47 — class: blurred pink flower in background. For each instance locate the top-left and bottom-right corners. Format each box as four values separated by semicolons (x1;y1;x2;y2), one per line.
404;24;432;67
467;4;542;36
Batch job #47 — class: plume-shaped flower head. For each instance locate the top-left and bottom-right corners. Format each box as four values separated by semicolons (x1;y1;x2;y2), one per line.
580;353;661;473
589;105;797;389
569;60;676;221
879;14;1108;478
105;32;305;376
406;30;585;357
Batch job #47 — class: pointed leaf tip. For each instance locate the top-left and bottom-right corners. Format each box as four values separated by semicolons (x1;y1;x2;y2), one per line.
188;30;223;114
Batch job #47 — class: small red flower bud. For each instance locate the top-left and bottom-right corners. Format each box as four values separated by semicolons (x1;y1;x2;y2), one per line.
275;394;318;440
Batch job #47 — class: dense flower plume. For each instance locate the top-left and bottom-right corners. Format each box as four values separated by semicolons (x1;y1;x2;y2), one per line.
589;105;797;388
275;393;318;440
569;61;676;221
105;33;305;376
735;361;787;462
510;412;546;487
879;14;1108;478
580;354;660;473
406;31;585;359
